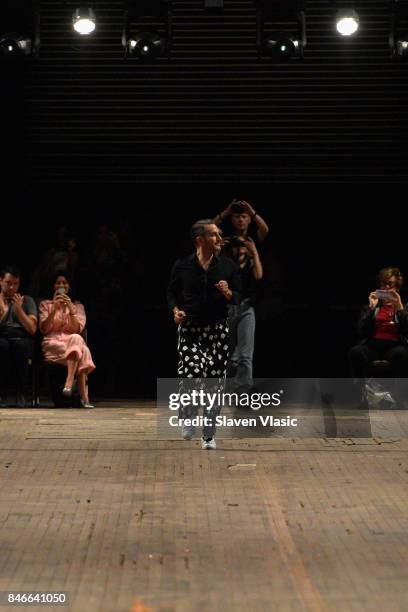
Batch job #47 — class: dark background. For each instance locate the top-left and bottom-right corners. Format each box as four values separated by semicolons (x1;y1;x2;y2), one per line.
1;1;407;397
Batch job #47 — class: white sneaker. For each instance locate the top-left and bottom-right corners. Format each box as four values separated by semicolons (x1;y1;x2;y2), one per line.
201;437;216;450
182;424;196;440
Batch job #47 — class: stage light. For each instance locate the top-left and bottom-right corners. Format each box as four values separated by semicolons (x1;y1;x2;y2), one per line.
73;8;96;35
390;1;408;58
0;33;33;56
263;32;301;59
255;0;306;60
335;9;359;36
126;30;165;59
0;2;40;60
396;36;408;54
122;1;172;60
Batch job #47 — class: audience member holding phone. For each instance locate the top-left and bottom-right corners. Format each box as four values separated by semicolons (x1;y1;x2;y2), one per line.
39;274;95;408
349;267;408;379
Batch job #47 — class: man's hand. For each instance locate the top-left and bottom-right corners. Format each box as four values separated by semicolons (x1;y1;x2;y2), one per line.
220;201;237;219
215;280;232;300
368;292;379;310
9;294;36;335
173;308;187;325
240;200;256;217
12;293;24;312
243;236;257;256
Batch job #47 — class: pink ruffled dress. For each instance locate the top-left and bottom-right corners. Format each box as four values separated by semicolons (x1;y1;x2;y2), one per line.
39;301;95;374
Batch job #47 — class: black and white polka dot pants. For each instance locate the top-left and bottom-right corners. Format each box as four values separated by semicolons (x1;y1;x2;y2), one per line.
177;320;230;379
177;320;229;439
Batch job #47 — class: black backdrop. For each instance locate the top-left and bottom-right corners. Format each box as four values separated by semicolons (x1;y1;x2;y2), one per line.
1;0;407;184
1;1;407;397
1;186;405;397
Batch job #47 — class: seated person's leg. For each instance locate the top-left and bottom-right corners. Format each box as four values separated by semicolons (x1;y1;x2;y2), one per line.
348;343;379;378
64;354;80;392
10;338;34;406
0;339;10;404
384;345;408;378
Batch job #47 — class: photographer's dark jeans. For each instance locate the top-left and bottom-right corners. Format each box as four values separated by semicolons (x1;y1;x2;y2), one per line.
349;339;408;378
0;337;34;395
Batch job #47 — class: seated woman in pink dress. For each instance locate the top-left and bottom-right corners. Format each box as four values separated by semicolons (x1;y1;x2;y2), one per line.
39;274;95;408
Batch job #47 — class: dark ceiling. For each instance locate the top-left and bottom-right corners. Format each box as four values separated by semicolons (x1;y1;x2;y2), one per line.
2;0;408;185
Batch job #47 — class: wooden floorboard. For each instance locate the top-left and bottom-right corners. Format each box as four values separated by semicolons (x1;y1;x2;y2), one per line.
1;402;408;611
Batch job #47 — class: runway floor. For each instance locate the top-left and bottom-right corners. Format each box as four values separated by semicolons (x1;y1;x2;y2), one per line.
1;400;408;611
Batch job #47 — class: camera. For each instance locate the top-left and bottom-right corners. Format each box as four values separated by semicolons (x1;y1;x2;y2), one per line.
230;236;245;247
225;236;245;247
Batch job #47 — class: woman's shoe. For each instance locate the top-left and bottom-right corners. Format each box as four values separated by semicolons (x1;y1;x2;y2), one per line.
80;399;94;409
62;387;72;397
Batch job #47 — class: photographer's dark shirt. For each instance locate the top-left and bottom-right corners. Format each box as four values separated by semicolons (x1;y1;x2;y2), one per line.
167;254;242;324
237;259;257;306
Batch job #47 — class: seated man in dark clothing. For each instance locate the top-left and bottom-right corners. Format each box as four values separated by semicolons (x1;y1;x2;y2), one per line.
0;265;38;407
349;267;408;403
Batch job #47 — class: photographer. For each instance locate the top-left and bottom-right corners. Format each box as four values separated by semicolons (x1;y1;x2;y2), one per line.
213;199;269;244
349;267;408;379
223;235;263;392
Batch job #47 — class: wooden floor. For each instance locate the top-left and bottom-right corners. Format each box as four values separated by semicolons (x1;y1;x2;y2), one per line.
1;401;408;611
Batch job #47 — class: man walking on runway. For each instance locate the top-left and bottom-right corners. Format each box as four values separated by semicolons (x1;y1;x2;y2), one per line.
167;219;242;449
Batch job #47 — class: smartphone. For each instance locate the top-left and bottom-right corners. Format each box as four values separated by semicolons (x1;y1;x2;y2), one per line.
375;289;393;300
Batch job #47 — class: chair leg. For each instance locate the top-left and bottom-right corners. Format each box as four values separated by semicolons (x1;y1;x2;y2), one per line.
31;367;36;407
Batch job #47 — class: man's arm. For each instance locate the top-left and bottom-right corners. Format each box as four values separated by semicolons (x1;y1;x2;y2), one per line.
251;251;263;280
0;295;8;323
254;213;269;243
241;201;269;242
12;295;37;336
244;238;263;280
